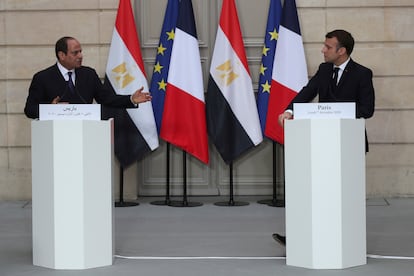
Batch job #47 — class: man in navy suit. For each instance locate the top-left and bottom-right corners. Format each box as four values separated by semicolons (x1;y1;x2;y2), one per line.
274;29;375;246
278;29;375;126
24;36;152;119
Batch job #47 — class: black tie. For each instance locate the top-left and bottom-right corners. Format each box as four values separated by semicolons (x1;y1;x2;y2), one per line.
68;71;75;93
332;67;339;86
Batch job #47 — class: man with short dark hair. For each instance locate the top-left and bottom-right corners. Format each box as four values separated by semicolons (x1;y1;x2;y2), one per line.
274;29;375;246
278;29;375;127
24;36;151;119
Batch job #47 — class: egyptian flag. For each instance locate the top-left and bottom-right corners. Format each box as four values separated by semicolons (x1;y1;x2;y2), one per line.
103;0;159;168
264;0;308;144
160;0;209;164
257;0;282;136
206;0;263;164
150;0;179;134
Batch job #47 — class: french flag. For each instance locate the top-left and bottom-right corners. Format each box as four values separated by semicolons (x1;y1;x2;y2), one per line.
257;0;282;136
103;0;159;167
150;0;179;134
264;0;308;144
160;0;209;164
206;0;263;164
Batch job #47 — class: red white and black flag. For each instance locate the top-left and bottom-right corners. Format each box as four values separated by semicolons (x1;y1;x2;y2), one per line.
206;0;263;164
103;0;159;167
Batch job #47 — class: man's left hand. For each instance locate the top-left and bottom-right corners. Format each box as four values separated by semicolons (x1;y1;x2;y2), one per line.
131;86;152;105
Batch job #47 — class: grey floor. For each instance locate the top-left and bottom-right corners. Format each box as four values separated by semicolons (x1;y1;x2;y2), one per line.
1;196;414;276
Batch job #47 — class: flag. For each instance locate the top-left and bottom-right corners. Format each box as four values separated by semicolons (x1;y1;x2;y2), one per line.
103;0;159;168
206;0;263;164
264;0;308;144
160;0;209;164
150;0;179;134
257;0;282;135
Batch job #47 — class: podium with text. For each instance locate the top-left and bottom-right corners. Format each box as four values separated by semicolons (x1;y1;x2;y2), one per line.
284;118;366;269
31;119;114;269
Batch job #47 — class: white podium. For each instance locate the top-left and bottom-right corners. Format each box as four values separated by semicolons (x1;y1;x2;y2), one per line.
284;119;366;269
31;119;114;270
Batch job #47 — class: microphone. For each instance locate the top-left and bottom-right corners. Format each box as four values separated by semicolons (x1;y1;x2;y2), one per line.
70;72;87;104
74;85;87;104
55;83;70;103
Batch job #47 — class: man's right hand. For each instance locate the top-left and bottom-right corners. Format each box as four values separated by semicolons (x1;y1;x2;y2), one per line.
51;96;61;104
51;96;68;104
278;111;293;127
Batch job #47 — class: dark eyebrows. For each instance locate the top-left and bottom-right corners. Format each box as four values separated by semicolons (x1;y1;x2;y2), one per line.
324;43;333;49
70;49;82;55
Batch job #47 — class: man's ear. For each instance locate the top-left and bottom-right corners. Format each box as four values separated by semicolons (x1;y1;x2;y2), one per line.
338;47;347;56
57;51;65;61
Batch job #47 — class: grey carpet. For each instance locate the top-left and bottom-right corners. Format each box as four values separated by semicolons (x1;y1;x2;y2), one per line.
1;197;414;276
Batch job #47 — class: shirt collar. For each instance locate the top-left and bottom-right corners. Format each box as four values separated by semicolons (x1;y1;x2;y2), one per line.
334;57;350;71
56;61;75;81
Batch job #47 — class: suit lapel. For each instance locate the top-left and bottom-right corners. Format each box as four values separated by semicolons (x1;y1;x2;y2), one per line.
337;59;354;88
74;68;87;92
53;64;65;80
52;64;70;98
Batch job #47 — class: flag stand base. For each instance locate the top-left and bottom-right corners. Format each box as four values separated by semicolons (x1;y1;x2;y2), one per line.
214;162;249;207
167;151;203;208
214;200;249;207
115;201;139;207
257;198;285;207
150;143;172;206
150;200;169;206
151;199;183;206
169;200;202;207
257;142;285;207
115;166;139;208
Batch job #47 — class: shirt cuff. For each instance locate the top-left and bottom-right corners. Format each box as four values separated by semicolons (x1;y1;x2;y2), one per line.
130;95;139;107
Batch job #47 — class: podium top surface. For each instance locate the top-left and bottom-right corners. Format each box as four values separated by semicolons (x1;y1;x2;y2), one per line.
39;104;101;121
293;102;355;119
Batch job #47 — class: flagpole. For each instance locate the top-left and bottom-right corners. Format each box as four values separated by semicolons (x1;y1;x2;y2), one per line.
115;165;139;207
150;143;175;206
214;161;249;207
150;142;181;206
257;141;285;207
269;142;285;207
149;0;179;206
169;151;202;207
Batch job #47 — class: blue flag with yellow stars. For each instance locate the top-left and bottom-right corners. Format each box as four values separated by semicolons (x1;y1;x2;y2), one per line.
150;0;179;134
256;0;282;136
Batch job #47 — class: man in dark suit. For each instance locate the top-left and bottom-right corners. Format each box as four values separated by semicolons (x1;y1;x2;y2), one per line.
274;29;375;246
24;36;152;119
278;29;375;126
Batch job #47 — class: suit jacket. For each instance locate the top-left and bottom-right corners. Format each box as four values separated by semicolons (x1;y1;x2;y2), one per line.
287;59;375;151
24;64;135;119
